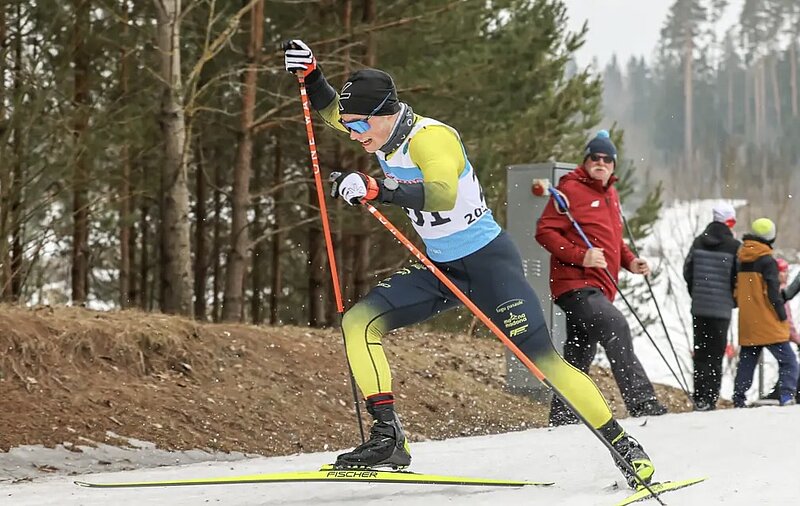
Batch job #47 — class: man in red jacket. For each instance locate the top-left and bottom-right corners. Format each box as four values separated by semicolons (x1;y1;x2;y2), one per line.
536;131;666;425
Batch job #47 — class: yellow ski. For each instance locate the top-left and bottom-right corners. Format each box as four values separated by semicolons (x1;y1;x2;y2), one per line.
74;464;552;489
614;477;706;505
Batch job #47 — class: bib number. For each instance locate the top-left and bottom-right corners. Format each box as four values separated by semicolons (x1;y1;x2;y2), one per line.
404;209;452;227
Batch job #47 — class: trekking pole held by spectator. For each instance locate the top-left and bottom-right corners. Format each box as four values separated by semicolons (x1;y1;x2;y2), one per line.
621;213;691;399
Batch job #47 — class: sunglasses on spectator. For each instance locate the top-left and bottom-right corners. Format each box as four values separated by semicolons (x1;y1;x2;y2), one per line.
339;92;392;134
588;154;615;164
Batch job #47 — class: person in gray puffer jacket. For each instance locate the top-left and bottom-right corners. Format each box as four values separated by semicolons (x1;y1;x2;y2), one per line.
683;203;741;411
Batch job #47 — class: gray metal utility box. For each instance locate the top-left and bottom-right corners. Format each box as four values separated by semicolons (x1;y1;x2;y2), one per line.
505;162;576;399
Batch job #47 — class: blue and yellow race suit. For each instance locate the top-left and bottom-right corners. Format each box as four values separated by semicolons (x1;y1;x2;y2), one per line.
307;72;619;438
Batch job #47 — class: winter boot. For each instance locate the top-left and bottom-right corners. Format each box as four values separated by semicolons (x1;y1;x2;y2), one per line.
760;384;780;401
779;393;796;406
629;399;667;417
601;420;655;489
335;394;411;470
693;399;715;412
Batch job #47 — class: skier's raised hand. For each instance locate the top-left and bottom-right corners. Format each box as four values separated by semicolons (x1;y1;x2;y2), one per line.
283;39;316;77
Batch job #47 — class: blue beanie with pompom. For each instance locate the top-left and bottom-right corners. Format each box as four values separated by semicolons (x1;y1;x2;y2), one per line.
584;130;617;163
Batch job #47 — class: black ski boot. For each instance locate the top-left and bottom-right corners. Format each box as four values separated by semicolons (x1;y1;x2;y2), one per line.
601;420;655;489
335;396;411;470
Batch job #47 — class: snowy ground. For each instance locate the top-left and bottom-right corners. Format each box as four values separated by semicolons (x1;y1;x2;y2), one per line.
2;406;797;506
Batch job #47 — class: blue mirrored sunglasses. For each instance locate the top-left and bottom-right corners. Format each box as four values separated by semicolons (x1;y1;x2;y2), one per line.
340;91;392;134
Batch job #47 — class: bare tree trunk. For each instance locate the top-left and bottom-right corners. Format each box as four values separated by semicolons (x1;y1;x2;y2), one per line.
193;138;209;320
269;133;283;325
139;202;150;309
222;0;263;321
760;61;767;144
154;0;193;316
307;196;326;326
71;0;91;304
769;54;781;131
683;35;693;172
8;7;24;300
251;143;265;324
754;64;762;145
352;156;371;299
0;3;11;301
351;0;378;301
326;146;343;325
791;41;798;118
758;62;768;203
119;1;132;308
342;233;356;305
127;195;138;306
329;0;352;322
211;161;224;322
727;64;733;134
119;148;132;308
744;68;752;142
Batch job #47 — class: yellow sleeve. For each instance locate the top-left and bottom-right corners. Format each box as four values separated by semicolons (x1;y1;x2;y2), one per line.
318;98;348;134
408;126;465;212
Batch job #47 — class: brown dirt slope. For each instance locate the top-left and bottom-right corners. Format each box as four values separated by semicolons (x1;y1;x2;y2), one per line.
0;305;694;456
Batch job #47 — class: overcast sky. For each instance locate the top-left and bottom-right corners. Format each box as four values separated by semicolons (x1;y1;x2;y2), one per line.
563;0;745;69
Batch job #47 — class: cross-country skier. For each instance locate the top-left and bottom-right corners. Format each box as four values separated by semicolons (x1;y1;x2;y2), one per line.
283;39;656;488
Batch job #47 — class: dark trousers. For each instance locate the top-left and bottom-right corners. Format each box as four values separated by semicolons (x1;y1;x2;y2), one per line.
692;316;730;407
549;287;657;425
733;342;799;405
343;232;617;429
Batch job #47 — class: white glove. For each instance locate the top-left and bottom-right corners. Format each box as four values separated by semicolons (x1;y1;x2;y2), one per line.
283;39;316;77
330;171;379;205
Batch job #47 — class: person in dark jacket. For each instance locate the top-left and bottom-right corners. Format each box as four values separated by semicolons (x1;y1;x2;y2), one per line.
732;218;799;407
683;203;740;411
536;131;667;425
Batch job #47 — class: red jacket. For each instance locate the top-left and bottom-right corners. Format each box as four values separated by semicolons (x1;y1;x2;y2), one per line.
535;165;636;302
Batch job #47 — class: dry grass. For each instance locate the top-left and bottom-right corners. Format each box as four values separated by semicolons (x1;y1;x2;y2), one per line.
0;304;695;456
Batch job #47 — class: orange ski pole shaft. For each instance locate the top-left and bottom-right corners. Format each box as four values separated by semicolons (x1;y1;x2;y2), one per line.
363;204;545;380
297;74;344;313
295;73;365;443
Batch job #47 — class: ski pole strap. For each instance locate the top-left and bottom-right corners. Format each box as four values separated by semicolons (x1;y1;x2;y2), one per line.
547;187;594;250
547;187;570;214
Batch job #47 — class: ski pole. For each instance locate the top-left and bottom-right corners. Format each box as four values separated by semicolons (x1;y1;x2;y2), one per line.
361;202;664;502
293;70;366;444
541;182;693;400
621;214;691;397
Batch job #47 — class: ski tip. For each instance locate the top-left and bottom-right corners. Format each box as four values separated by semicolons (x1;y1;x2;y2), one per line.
614;477;707;506
74;481;92;487
650;476;707;487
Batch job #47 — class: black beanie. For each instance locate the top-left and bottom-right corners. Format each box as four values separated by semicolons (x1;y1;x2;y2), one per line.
339;68;400;116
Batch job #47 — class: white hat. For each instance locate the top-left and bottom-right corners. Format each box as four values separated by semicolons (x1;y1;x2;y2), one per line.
712;203;736;224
